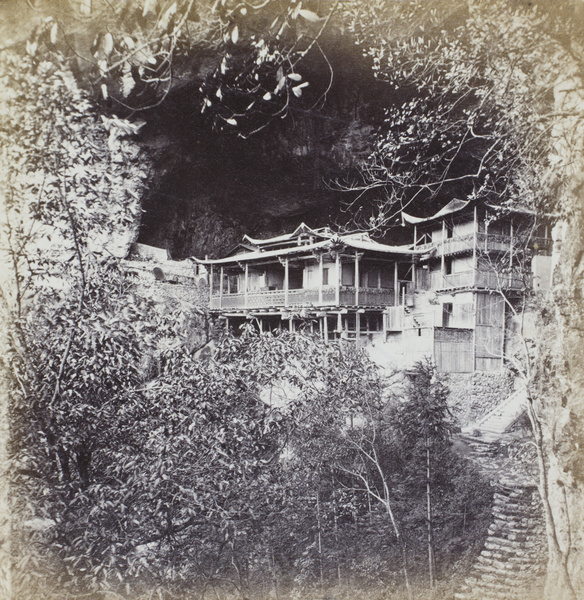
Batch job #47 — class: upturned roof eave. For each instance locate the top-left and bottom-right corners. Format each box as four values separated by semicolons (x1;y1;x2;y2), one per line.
192;237;426;265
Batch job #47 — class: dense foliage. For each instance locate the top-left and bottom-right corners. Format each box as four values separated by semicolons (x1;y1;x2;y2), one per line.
9;310;491;600
3;1;584;599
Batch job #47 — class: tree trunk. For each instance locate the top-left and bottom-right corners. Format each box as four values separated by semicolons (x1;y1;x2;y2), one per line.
527;401;577;600
538;62;584;599
426;436;435;589
0;370;11;600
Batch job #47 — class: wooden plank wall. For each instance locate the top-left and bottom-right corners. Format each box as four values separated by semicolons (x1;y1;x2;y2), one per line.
474;293;505;370
434;328;474;372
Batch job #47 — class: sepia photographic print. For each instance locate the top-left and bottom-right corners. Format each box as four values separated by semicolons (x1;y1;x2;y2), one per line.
0;1;583;599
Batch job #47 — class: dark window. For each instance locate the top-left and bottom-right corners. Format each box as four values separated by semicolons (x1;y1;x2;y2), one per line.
322;268;329;286
445;258;453;275
342;264;355;286
443;303;453;327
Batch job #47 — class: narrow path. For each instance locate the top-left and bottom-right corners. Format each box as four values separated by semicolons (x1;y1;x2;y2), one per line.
453;480;546;600
452;396;547;600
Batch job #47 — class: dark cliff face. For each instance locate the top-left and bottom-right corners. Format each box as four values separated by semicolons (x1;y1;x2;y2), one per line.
135;37;391;259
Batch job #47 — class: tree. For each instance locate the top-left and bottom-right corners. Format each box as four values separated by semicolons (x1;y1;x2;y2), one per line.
335;0;555;233
394;359;453;590
12;0;344;138
282;343;489;599
340;2;584;598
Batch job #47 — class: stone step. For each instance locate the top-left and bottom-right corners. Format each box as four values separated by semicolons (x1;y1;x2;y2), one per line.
485;537;539;551
453;403;545;600
474;563;520;578
474;561;537;577
493;489;537;501
492;501;536;514
464;576;518;591
487;522;534;535
493;493;538;506
487;524;531;542
491;510;534;523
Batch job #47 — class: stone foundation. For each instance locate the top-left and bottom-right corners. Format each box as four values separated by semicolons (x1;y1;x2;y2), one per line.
448;370;516;428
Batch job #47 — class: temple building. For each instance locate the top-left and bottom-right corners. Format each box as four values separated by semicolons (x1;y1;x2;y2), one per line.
194;200;553;373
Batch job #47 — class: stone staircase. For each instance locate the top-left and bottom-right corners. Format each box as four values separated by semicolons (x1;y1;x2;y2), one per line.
453;386;547;600
460;386;527;442
453;484;546;600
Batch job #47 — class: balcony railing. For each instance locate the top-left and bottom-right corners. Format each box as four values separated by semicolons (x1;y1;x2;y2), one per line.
210;287;394;310
430;270;524;291
416;232;551;257
385;302;474;332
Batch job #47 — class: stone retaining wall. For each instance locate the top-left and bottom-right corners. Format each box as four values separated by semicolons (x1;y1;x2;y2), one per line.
448;370;516;428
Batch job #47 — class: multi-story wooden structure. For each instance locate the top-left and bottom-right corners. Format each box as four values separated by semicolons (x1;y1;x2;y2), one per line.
195;223;422;342
194;200;553;373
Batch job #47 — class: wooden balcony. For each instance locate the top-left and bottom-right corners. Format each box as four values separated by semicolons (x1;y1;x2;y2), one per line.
416;232;550;257
431;270;524;291
210;287;395;310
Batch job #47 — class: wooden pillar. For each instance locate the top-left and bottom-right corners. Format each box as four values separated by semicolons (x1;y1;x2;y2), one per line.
209;264;214;300
354;252;360;306
258;318;263;334
473;206;478;288
335;253;341;306
412;258;416;290
414;225;417;250
219;266;224;308
355;311;361;347
289;317;293;332
508;218;514;287
323;316;329;343
337;312;342;337
441;220;446;276
244;263;249;308
284;256;289;307
394;261;398;307
318;253;324;305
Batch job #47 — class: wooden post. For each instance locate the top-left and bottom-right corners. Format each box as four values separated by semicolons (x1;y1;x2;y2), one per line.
441;220;446;277
354;252;360;306
412;258;416;290
509;218;514;286
284;256;289;307
394;261;398;307
473;205;478;288
219;266;224;308
323;315;329;343
289;317;293;332
414;225;418;250
337;312;342;337
209;264;214;302
319;253;324;305
355;311;361;347
244;263;249;308
335;253;341;306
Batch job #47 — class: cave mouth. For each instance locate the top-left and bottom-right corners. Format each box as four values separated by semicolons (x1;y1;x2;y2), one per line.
134;37;392;260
